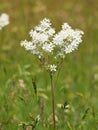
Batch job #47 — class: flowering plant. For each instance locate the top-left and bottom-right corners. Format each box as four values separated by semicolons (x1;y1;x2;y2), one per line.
20;18;84;130
0;13;9;30
21;18;83;72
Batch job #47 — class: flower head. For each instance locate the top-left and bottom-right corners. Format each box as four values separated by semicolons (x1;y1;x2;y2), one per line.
20;18;84;69
53;23;84;54
0;13;9;30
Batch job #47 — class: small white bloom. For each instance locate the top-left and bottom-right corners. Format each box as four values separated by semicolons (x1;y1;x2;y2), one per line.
42;42;54;53
49;64;57;72
0;13;9;30
47;28;55;36
20;40;28;46
62;23;71;30
29;30;37;38
21;40;34;51
38;33;49;43
40;18;51;28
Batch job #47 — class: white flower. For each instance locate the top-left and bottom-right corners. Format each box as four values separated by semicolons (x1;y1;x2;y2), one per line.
49;64;57;72
0;13;9;30
20;40;39;55
62;23;71;30
34;18;51;32
46;28;55;36
30;30;49;43
40;18;51;29
42;42;55;53
38;33;49;43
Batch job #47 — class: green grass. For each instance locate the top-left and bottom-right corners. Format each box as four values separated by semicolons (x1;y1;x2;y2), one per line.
0;0;98;129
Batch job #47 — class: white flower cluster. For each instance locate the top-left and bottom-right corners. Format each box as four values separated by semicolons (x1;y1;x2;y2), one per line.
21;18;55;58
21;18;84;71
53;23;84;54
0;13;9;30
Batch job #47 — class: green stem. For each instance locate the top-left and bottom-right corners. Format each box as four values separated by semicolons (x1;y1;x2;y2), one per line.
54;59;64;89
50;72;56;130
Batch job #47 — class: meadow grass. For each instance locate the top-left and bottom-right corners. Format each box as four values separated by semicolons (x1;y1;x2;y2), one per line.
0;0;98;129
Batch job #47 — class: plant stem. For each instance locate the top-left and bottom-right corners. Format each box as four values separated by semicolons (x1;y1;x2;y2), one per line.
50;72;56;130
54;59;64;89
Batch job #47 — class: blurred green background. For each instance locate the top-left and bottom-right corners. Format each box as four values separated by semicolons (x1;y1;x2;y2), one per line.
0;0;98;129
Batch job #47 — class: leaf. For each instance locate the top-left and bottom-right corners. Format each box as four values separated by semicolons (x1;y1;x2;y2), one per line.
18;95;26;103
76;92;84;97
67;121;73;130
38;93;48;100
